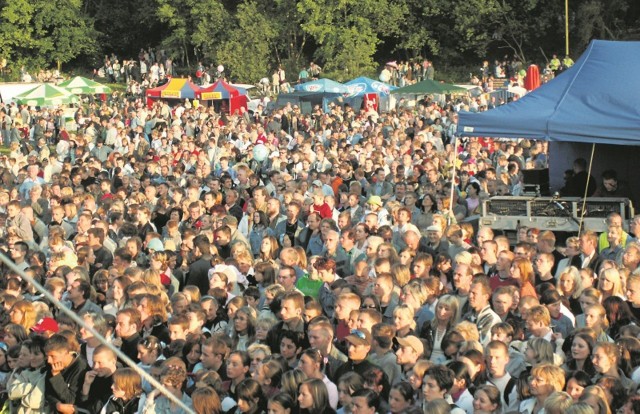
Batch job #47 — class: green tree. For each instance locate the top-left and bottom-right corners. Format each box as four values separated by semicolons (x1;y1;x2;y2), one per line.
297;0;404;80
33;0;97;70
215;1;276;83
0;0;96;71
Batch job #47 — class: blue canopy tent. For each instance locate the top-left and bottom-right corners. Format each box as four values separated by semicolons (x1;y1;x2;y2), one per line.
344;77;397;112
456;39;640;203
294;78;349;94
457;40;640;146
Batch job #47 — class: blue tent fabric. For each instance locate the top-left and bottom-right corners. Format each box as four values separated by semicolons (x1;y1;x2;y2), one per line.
457;40;640;146
344;77;396;96
294;79;348;94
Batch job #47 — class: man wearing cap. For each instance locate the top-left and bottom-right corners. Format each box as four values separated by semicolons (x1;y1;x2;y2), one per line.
31;317;59;339
223;215;250;249
395;335;424;381
424;225;450;257
365;196;390;228
332;328;379;382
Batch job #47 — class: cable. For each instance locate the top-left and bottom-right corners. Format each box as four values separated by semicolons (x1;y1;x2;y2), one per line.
578;143;596;236
0;252;196;414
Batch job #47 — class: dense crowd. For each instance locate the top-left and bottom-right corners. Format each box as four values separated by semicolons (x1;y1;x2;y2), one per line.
0;81;637;414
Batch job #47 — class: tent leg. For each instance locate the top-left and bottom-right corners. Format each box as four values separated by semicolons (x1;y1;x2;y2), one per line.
578;143;596;236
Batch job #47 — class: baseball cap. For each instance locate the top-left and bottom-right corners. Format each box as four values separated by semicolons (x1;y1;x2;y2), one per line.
31;317;59;334
367;196;383;207
396;335;424;356
312;180;323;187
147;238;164;252
345;329;372;347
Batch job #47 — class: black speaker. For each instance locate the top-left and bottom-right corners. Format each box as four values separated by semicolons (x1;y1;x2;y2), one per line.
522;168;550;196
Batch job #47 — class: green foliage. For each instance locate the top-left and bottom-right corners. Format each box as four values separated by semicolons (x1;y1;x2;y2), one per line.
0;0;96;70
297;0;403;77
215;1;277;83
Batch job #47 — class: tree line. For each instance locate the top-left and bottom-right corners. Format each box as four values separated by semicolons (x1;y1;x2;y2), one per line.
0;0;638;82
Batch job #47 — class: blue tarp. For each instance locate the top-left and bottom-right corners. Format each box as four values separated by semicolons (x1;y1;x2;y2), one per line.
294;78;348;94
457;40;640;146
344;77;396;97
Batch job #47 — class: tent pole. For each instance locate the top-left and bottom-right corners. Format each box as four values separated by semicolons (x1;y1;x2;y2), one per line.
578;143;596;236
448;136;458;226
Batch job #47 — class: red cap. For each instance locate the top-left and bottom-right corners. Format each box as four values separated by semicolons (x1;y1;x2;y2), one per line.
31;317;59;334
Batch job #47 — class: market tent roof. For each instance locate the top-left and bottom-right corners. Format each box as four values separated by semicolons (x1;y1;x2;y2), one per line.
58;76;112;94
294;78;348;94
344;77;397;97
196;80;247;100
391;79;467;95
14;84;79;107
457;40;640;145
146;78;202;100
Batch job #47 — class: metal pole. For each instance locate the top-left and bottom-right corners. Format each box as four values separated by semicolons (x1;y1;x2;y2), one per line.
0;253;196;414
578;143;596;236
565;0;570;56
448;136;458;225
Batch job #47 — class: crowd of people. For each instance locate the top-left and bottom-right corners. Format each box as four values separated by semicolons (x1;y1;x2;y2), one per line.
0;74;638;414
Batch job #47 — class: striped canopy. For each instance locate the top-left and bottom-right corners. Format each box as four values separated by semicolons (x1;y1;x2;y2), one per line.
58;76;112;94
14;84;79;107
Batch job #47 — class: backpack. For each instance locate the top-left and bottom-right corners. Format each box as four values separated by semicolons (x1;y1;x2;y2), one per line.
504;376;517;405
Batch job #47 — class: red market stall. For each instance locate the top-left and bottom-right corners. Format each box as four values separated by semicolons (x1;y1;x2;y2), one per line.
195;80;248;114
145;78;202;107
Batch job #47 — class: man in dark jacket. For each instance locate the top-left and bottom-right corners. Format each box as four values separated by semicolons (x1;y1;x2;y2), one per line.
187;235;214;296
45;333;89;413
78;345;117;413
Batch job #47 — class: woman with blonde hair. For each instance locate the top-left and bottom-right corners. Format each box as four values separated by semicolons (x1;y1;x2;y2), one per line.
557;266;584;315
402;280;432;334
390;263;411;288
584;304;613;343
579;386;612;414
425;294;459;364
519;364;565;414
597;268;625;302
392;304;416;339
9;301;36;331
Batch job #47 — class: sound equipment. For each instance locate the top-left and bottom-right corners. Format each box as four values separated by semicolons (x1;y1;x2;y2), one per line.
480;196;633;233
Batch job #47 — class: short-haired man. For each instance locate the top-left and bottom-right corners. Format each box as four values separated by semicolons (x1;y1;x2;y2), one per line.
308;317;348;382
265;291;307;354
200;335;230;381
489;250;517;291
463;276;501;345
45;333;89;413
66;280;102;315
79;345;117;412
570;230;602;272
367;323;401;385
334;293;362;341
115;308;142;362
485;340;519;413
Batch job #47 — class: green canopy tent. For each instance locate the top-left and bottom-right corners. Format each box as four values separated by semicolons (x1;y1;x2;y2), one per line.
58;76;112;94
14;84;79;107
391;79;468;95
